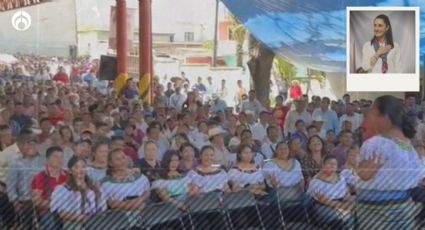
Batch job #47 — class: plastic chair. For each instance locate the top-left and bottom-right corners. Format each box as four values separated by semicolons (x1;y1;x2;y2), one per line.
140;202;186;230
222;190;264;230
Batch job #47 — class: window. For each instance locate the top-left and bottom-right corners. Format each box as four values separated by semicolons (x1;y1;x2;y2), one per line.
184;32;194;42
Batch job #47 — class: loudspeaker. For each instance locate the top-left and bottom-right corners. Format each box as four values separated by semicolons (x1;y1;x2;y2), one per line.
98;55;117;81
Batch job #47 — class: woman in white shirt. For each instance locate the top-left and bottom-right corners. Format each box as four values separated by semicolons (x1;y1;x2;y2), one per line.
263;142;305;192
227;144;266;229
356;96;423;229
307;155;354;230
361;14;401;73
51;156;106;230
101;148;150;228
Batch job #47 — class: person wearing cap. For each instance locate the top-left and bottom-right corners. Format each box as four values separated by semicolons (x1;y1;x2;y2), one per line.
210;93;227;114
208;126;230;166
7;130;46;229
312;116;327;139
312;97;340;135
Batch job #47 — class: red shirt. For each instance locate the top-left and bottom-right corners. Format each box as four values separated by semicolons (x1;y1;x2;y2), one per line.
49;115;64;126
53;73;70;84
273;106;289;131
32;169;68;214
124;146;139;164
290;85;303;99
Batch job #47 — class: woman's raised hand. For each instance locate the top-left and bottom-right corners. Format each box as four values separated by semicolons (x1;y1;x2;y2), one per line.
377;45;392;56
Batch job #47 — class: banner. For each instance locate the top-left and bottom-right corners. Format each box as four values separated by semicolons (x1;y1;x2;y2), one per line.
109;6;136;50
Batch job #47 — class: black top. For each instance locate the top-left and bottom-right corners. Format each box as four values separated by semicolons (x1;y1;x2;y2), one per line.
138;158;161;183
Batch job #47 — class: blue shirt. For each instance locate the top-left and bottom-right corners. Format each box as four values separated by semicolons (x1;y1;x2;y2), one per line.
313;109;340;134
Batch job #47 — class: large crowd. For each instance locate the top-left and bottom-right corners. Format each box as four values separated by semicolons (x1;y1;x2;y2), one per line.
0;54;424;230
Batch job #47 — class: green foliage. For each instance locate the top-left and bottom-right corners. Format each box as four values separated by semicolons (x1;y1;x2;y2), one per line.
273;56;326;88
203;40;215;51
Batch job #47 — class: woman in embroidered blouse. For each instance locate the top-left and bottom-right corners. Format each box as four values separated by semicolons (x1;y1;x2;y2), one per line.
228;144;266;196
361;15;401;73
356;95;423;229
86;141;109;183
301;135;326;185
51;156;106;230
263;142;304;191
101;149;150;212
227;144;267;229
178;143;199;173
153;150;197;211
307;155;354;230
190;145;230;194
138;141;161;183
189;146;230;230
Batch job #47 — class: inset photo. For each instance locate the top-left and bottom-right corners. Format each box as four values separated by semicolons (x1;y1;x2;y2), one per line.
346;7;419;92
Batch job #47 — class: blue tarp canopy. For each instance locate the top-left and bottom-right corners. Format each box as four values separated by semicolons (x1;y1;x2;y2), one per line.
221;0;425;73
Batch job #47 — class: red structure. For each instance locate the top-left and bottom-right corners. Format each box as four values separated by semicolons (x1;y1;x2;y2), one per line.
116;0;128;76
139;0;153;104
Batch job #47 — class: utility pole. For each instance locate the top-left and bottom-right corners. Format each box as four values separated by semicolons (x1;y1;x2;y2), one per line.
212;0;219;67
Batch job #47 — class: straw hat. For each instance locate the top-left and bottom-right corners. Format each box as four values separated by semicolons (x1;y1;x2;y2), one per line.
208;127;227;138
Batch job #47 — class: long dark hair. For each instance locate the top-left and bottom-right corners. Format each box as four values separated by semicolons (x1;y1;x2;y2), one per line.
370;14;394;48
66;156;101;213
160;150;181;178
59;125;74;143
374;95;416;138
307;135;326;157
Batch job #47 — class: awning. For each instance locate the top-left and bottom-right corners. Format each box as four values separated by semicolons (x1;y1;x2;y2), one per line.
221;0;425;73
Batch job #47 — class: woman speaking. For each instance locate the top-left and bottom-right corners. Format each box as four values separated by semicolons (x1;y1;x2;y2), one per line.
356;95;423;229
361;14;401;73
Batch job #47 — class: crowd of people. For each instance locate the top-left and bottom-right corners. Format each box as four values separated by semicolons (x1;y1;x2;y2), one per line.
0;54;424;230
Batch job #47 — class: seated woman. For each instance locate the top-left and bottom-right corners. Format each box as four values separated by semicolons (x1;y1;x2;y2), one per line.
178;143;199;173
51;156;106;230
262;141;307;225
86;141;109;183
101;148;150;228
340;146;360;195
227;144;267;229
189;146;230;230
151;150;198;229
307;155;354;230
263;141;305;196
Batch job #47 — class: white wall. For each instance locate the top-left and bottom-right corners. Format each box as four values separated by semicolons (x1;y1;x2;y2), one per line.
0;0;78;56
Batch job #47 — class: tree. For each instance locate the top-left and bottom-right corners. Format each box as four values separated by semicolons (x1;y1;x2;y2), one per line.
273;56;325;95
247;35;275;104
229;14;247;68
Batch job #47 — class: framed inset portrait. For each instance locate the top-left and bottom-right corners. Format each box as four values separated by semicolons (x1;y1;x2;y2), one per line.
346;7;419;92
